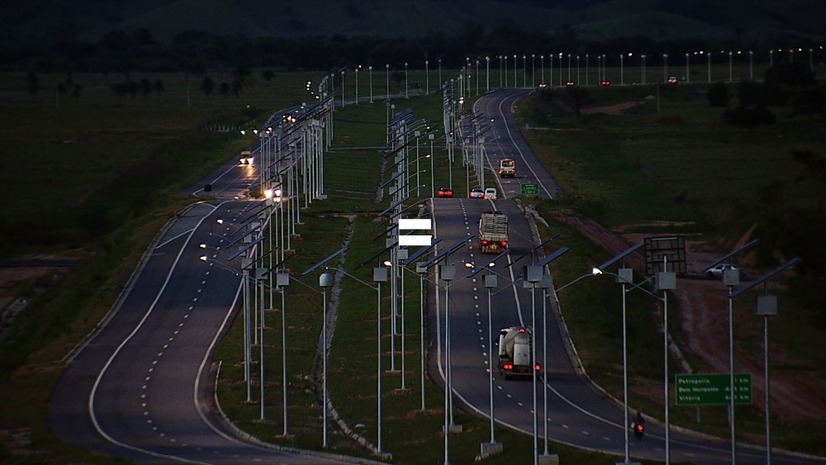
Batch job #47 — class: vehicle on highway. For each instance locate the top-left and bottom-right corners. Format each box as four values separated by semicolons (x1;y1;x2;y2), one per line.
706;263;740;277
437;187;454;198
484;187;498;200
479;211;507;253
666;76;679;84
239;150;253;165
497;326;539;380
632;412;646;440
498;158;516;178
469;187;485;199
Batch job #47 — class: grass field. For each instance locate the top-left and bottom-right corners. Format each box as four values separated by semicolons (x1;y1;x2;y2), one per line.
1;66;824;464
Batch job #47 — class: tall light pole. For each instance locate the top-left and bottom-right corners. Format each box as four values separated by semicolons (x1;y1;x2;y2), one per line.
641;54;646;84
340;70;345;107
441;263;456;465
319;272;333;446
425;60;430;95
429;133;435;198
655;260;677;465
417;262;428;410
374;266;387;455
485;273;498;447
277;272;290;436
540;274;552;457
405;62;409;98
531;53;535;87
620;53;625;86
729;257;799;465
540;54;545;85
525;265;541;465
663;53;669;82
704;238;759;465
486;56;490;92
369;65;374;103
707;52;712;83
355;66;360;105
386;64;390;99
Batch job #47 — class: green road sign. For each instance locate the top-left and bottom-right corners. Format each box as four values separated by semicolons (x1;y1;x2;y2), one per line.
675;373;752;406
520;183;539;195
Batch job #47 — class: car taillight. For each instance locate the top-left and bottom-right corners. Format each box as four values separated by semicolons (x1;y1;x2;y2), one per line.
535;364;542;371
500;241;507;248
481;240;488;246
503;363;513;370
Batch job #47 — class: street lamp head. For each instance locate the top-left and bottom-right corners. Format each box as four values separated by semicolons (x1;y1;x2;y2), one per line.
592;267;603;276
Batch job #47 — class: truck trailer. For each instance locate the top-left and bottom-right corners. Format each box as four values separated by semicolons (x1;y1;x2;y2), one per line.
497;326;539;380
478;211;508;253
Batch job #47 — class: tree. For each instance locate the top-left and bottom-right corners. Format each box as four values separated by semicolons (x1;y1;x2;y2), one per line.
765;62;816;88
707;82;729;107
200;76;215;96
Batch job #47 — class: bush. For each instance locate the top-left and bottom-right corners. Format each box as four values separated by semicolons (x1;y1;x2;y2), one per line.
722;106;776;127
707;82;729;107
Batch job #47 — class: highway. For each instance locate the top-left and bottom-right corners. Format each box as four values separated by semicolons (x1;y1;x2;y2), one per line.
473;88;563;200
427;89;823;465
47;87;823;465
49;158;379;465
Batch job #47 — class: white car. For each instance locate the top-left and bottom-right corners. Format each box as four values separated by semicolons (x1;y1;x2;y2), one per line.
706;263;740;277
469;187;485;199
484;187;498;200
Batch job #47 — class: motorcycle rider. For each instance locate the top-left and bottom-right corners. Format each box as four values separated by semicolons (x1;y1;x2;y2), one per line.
631;411;645;439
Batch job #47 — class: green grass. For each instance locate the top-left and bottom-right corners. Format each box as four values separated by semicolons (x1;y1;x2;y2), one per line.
517;82;826;453
2;68;825;464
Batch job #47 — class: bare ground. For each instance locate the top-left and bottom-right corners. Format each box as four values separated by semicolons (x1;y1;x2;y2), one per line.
550;209;826;425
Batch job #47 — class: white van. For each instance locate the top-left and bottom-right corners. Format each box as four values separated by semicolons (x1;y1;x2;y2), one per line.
484;187;497;200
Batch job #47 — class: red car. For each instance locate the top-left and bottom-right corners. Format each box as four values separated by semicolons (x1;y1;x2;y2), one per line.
437;187;454;198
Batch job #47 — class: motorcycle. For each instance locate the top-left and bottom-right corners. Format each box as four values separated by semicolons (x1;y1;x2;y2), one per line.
631;421;645;440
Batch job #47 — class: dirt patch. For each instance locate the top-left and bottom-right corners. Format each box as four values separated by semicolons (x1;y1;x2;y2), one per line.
581;101;641;116
551;209;826;424
0;256;78;341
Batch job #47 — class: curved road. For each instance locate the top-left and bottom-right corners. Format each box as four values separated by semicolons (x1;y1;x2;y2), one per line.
50;159;380;465
429;89;824;465
473;88;562;200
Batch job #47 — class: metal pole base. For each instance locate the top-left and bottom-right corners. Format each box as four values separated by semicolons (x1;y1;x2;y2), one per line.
479;441;503;459
443;424;463;434
539;453;560;465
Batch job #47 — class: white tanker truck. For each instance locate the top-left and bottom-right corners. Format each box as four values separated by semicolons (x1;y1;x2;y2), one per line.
497;326;540;380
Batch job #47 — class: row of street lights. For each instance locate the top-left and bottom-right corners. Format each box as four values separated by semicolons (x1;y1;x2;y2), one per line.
334;45;822;104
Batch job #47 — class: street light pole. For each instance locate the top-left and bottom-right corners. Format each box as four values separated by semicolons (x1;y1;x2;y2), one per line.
374;267;388;455
319;272;333;447
485;273;498;445
540;274;552;456
277;272;290;436
441;264;456;465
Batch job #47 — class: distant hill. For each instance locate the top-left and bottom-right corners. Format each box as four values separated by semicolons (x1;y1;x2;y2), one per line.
2;0;824;46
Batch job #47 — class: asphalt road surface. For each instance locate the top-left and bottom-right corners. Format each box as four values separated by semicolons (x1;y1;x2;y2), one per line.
50;158;381;465
427;89;824;465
